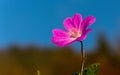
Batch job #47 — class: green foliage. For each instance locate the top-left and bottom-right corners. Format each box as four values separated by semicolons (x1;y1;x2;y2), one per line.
72;63;100;75
72;72;80;75
83;63;100;75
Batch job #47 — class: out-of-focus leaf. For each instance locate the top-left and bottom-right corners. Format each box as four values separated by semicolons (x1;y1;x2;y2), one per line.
72;63;100;75
72;72;80;75
83;63;100;75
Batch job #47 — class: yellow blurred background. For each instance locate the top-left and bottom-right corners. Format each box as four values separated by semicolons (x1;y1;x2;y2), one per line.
0;34;120;75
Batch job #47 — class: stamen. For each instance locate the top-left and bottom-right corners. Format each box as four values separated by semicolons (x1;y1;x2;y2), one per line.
69;28;82;38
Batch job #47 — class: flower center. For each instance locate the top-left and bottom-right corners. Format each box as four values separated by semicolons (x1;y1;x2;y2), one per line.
70;28;82;38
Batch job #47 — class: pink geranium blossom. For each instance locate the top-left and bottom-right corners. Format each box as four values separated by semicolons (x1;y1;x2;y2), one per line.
52;13;96;46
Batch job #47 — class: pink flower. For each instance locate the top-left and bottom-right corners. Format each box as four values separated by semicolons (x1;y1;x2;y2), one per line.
52;13;96;47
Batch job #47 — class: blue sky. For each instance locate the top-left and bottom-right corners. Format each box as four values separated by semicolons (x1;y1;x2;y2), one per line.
0;0;120;49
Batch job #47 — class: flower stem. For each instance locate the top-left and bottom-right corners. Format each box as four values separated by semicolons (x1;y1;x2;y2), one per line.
80;41;85;75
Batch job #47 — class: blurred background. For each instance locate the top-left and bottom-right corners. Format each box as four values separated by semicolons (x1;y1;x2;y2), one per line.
0;0;120;75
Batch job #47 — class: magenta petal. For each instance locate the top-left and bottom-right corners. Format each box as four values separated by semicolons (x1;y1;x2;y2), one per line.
73;14;82;29
77;28;92;41
52;29;70;37
52;36;76;47
52;29;76;46
64;17;75;31
82;16;96;30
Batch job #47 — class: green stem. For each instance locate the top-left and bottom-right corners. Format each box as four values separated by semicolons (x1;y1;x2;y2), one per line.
80;41;85;75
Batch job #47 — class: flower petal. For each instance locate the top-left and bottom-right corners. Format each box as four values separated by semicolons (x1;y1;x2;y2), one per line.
52;29;70;37
52;36;76;47
64;17;75;31
81;16;96;30
73;14;82;30
77;28;92;41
